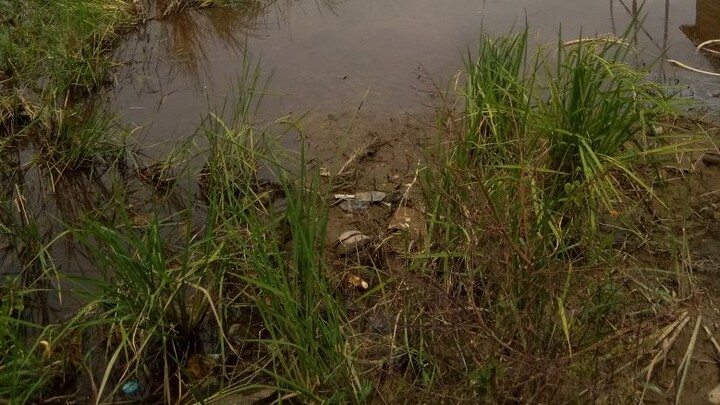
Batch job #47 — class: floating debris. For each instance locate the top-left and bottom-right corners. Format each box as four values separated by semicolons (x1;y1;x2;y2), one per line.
336;230;371;255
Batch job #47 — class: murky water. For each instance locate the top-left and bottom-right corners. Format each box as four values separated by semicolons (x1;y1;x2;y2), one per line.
111;0;720;154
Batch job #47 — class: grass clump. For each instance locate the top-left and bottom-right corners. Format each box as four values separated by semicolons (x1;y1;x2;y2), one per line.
0;289;57;402
195;66;359;402
0;0;135;171
0;0;134;103
0;1;356;403
454;30;678;254
418;28;693;401
535;35;678;246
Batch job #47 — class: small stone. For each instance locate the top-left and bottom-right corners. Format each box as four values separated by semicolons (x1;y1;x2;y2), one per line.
386;350;409;373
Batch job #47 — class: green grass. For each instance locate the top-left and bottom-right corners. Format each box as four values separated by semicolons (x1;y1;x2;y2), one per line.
195;63;359;402
416;27;700;400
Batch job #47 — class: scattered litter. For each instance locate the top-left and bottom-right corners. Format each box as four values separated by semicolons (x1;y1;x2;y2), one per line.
334;191;386;202
710;384;720;405
335;191;387;212
339;200;369;213
388;207;426;238
336;230;371;255
344;273;369;289
121;380;140;395
355;191;386;202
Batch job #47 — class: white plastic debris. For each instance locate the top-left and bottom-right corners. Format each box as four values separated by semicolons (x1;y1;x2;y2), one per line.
336;230;371;255
710;384;720;405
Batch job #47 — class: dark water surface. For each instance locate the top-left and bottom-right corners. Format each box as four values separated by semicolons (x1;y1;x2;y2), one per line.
111;0;720;153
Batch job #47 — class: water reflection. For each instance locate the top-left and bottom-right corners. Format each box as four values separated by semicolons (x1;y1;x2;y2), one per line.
121;1;341;92
119;8;259;94
112;0;720;151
